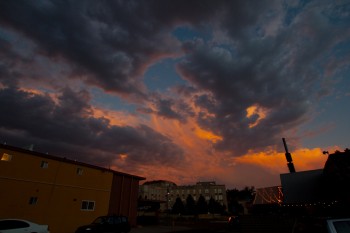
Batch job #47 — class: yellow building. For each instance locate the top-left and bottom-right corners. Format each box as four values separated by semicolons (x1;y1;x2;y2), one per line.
0;144;144;233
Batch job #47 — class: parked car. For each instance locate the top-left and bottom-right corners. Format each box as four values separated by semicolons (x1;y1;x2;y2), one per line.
327;218;350;233
75;215;130;233
0;219;50;233
227;215;240;230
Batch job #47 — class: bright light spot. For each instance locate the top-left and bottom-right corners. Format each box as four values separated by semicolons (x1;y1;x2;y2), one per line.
194;127;222;143
119;154;128;161
246;104;269;128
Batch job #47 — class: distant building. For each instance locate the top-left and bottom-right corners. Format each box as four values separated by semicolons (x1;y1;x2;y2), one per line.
280;169;325;204
280;149;350;206
139;180;176;211
0;144;145;233
139;180;227;212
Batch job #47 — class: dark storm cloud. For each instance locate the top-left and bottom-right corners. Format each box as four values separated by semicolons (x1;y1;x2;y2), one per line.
0;87;184;166
0;36;22;87
0;0;349;162
0;0;270;96
176;2;350;156
0;0;179;96
138;92;195;123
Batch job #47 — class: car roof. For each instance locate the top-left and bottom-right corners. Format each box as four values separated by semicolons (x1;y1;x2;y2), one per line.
0;219;32;222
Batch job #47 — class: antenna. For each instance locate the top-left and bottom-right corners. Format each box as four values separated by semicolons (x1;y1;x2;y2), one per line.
282;138;296;173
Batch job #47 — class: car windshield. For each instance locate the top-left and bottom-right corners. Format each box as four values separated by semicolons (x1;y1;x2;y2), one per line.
334;220;350;233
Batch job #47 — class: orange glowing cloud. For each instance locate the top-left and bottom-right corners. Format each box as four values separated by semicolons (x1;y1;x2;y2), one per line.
107;98;342;189
232;147;336;174
19;87;45;96
92;107;142;127
246;104;269;128
119;153;128;161
194;127;222;143
148;114;223;172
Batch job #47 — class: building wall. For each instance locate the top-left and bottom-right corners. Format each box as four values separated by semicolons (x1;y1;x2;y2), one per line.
280;169;324;204
0;145;144;233
139;181;228;212
139;180;175;211
171;182;228;209
108;174;140;226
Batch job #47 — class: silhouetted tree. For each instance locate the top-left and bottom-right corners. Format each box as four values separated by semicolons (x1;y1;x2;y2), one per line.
226;186;255;214
208;197;225;214
185;194;196;215
172;197;185;214
197;195;208;214
239;186;255;201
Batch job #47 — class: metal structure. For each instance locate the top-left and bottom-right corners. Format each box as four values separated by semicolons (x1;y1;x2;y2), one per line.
282;138;296;173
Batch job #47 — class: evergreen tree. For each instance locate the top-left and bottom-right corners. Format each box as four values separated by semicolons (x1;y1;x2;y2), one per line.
172;197;185;214
208;197;225;214
185;194;196;215
196;195;208;214
208;197;216;214
226;186;255;214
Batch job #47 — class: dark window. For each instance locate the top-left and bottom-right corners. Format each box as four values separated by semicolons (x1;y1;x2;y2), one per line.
40;161;48;168
77;167;83;175
114;217;121;224
0;220;30;230
29;197;38;205
81;200;95;210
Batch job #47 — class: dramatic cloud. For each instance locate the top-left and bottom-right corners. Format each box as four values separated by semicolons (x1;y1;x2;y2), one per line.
0;0;349;188
0;87;184;168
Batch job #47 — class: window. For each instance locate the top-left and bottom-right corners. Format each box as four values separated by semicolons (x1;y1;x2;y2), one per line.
0;220;30;230
29;197;38;205
77;167;83;175
1;153;12;161
113;216;121;224
40;161;48;168
81;200;95;211
121;216;128;223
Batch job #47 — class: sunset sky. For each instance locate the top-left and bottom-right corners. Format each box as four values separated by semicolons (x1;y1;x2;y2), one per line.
0;0;349;189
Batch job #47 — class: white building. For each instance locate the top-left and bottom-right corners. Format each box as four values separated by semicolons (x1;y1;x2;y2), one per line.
139;180;227;212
